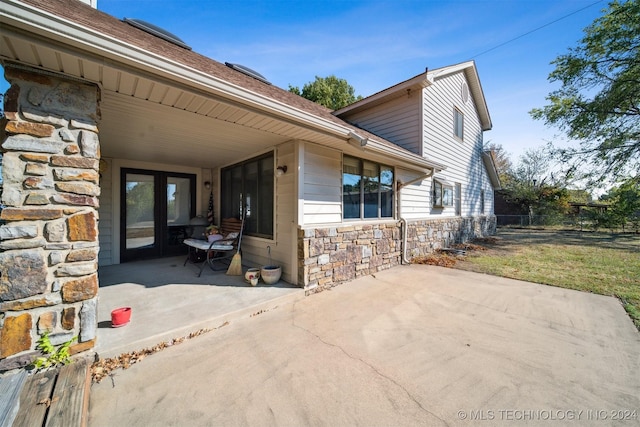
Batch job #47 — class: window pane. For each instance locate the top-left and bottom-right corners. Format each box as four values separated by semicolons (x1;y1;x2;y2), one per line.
244;161;258;233
343;157;394;220
343;156;361;219
363;161;379;218
433;181;442;207
443;187;453;206
222;167;242;219
258;157;274;236
454;109;464;139
380;166;393;217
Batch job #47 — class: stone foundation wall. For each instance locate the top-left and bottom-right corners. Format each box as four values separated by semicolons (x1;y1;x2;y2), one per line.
403;216;497;258
298;215;496;293
0;67;101;370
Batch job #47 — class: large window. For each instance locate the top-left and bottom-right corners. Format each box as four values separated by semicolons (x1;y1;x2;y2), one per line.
433;179;454;208
454;108;464;140
343;156;393;220
221;152;274;238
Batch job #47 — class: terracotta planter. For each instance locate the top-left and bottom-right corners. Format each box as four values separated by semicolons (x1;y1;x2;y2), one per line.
111;307;132;328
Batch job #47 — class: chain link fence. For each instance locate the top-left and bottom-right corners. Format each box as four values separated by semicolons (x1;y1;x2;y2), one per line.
496;214;639;233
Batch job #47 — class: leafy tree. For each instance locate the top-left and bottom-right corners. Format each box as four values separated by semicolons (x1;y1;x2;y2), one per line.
499;148;571;224
567;188;592;204
530;0;640;187
512;148;552;186
289;75;363;110
600;180;640;231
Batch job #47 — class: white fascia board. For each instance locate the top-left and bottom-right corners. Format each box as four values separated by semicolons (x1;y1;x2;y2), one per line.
0;0;352;139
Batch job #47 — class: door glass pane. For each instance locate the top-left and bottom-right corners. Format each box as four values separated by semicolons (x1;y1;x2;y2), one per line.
167;177;191;226
125;173;155;250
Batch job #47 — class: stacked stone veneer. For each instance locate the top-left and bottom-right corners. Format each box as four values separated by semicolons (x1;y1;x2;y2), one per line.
0;67;101;370
299;215;496;292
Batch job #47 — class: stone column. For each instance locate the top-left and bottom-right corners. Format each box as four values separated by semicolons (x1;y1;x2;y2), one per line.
0;66;101;370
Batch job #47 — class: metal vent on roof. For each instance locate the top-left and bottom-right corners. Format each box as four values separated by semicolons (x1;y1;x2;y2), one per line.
123;18;191;50
225;62;271;85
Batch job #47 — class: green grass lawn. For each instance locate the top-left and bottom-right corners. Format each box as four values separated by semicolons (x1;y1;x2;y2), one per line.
456;228;640;329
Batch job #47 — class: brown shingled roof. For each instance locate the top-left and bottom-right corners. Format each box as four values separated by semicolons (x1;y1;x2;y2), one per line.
18;0;430;160
21;0;337;118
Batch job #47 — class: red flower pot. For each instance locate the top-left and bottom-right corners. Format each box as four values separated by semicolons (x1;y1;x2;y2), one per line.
111;307;132;328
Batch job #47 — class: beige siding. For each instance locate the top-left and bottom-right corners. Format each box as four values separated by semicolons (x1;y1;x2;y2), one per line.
302;143;343;225
396;168;432;219
423;72;486;217
97;158;113;265
341;95;422;155
239;143;296;284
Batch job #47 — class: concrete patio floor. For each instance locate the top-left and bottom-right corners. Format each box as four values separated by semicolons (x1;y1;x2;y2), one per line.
89;264;640;426
95;256;303;358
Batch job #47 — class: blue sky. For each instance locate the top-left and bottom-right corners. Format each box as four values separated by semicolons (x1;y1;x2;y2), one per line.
2;0;607;163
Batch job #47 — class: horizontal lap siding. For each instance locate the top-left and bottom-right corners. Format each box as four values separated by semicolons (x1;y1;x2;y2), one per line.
423;72;485;217
302;143;342;225
97;159;113;265
397;168;431;219
342;95;422;155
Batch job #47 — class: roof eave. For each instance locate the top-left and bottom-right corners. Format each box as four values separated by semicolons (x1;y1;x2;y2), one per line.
0;0;354;139
482;150;502;189
362;138;447;173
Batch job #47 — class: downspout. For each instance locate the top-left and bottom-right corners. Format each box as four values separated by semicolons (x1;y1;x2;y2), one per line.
397;169;435;264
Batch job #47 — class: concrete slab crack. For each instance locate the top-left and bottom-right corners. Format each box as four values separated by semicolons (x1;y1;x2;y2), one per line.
291;301;450;426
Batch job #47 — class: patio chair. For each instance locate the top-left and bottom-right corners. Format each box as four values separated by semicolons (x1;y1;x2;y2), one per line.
183;217;244;276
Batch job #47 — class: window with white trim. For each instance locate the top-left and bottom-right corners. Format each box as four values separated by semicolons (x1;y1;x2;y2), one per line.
433;178;454;208
454;108;464;140
343;156;394;219
480;189;485;214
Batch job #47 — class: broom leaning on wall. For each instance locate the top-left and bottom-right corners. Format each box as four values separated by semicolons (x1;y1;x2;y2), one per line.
226;212;245;276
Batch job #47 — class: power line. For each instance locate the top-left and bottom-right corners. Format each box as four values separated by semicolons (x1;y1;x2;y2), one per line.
471;0;605;59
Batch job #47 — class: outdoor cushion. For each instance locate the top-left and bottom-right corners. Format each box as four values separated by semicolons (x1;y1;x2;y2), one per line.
183;238;233;252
